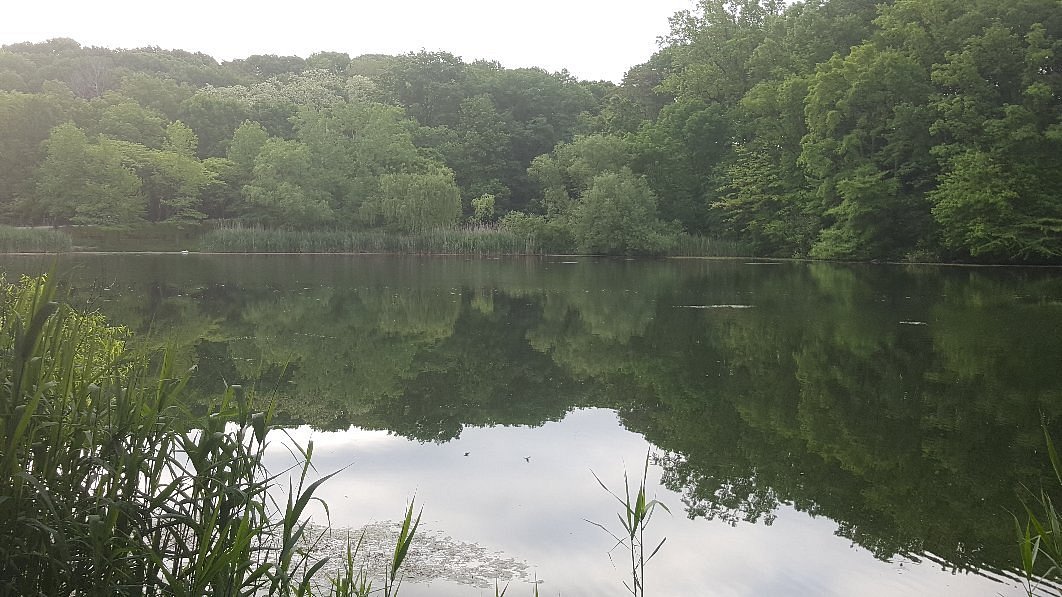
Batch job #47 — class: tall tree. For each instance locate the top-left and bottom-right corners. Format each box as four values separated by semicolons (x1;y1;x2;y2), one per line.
34;123;143;225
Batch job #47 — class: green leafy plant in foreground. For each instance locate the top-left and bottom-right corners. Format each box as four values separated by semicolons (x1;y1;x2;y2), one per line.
0;273;421;596
1017;428;1062;596
588;452;670;597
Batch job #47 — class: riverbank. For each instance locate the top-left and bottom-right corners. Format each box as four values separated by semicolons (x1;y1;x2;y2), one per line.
0;224;751;258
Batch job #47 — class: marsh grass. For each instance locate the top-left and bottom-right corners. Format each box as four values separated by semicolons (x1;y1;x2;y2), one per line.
201;224;545;255
588;452;670;597
63;222;210;252
1017;428;1062;595
0;226;72;253
202;224;750;258
668;233;750;258
0;273;417;596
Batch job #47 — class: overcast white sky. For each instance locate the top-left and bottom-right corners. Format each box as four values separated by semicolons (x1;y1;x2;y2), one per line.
1;0;696;82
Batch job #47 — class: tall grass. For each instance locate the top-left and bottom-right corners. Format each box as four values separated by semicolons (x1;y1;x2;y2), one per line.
1017;428;1062;596
0;274;416;596
201;224;545;255
667;233;750;258
202;224;752;258
63;222;210;252
0;226;72;253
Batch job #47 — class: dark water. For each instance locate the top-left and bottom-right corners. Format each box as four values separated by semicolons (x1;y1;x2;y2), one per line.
3;254;1062;595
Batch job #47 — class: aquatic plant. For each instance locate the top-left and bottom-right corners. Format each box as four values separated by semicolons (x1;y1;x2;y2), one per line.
0;225;72;253
1017;428;1062;596
0;273;417;596
200;224;546;255
200;223;748;257
588;452;670;597
667;233;750;258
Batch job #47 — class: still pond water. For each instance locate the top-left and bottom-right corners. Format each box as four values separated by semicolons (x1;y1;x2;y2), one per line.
4;254;1062;596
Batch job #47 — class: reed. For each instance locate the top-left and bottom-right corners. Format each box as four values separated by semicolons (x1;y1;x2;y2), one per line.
201;224;546;255
202;224;752;258
0;226;72;253
587;452;670;597
0;273;416;596
1017;428;1062;596
667;233;751;258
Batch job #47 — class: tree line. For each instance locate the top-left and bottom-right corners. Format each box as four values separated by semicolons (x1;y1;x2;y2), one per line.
1;0;1060;261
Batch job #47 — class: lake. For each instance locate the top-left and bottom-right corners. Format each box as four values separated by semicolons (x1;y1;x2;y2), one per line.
3;254;1061;596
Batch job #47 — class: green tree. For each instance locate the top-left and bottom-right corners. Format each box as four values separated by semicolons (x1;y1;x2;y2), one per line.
34;123;143;225
429;95;515;210
114;73;195;120
367;169;462;232
178;91;252;157
242;138;332;227
529;133;633;217
470;193;495;224
306;51;352;75
630;100;730;232
715;76;818;256
570;169;676;255
292;101;428;223
925;9;1062;261
0;88;83;221
226;121;269;173
800;45;937;259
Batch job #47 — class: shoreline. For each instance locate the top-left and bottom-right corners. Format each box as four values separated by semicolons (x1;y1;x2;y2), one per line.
1;250;1061;269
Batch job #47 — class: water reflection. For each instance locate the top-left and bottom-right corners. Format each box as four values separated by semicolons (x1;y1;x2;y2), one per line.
3;254;1061;595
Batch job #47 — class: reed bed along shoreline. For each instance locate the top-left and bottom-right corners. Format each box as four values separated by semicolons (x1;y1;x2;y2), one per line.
0;223;750;258
201;225;544;255
199;225;750;258
0;274;430;596
0;226;73;253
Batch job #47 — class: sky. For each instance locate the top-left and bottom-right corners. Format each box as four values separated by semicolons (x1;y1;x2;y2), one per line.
0;0;697;82
263;411;1025;597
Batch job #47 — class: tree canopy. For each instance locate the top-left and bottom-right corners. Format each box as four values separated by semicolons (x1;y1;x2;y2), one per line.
1;0;1060;262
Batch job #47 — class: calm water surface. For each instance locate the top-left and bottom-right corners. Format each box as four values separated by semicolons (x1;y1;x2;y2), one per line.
3;254;1062;596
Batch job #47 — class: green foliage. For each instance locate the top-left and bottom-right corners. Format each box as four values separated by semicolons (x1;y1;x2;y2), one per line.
931;151;1062;260
570;170;677;255
112;133;216;224
499;211;573;253
0;274;431;595
0;90;83;221
290;101;429;224
368;170;462;233
243;139;334;227
385;499;422;597
470;193;496;224
1016;429;1062;595
800;45;936;259
529;134;633;217
0;226;73;253
588;453;670;597
227;120;270;173
2;0;1062;263
89;97;169;147
34;123;144;226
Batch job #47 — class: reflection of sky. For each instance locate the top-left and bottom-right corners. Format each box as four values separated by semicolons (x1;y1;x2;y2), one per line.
264;409;1024;596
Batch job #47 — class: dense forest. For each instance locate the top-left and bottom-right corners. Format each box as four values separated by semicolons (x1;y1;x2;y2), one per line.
1;0;1060;262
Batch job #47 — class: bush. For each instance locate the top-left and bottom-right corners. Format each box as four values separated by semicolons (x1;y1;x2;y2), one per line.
570;170;677;255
